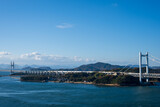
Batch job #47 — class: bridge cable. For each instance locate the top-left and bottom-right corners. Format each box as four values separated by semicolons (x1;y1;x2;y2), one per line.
124;65;136;72
149;57;160;64
118;64;131;72
118;56;139;72
150;54;160;61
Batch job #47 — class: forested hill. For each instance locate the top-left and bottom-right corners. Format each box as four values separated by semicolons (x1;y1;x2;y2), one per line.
73;62;123;71
57;62;123;71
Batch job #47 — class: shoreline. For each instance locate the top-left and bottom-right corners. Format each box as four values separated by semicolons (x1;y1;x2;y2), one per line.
49;81;120;86
18;73;159;86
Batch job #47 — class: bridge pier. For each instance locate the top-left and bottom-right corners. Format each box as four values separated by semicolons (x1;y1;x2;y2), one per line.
146;52;149;82
139;52;142;83
139;52;149;83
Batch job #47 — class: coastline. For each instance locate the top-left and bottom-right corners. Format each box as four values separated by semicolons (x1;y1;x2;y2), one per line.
18;73;158;86
49;81;120;86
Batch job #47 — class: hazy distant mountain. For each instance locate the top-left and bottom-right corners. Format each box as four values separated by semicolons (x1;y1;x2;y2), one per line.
22;64;75;69
1;62;160;71
0;62;129;71
152;66;160;69
0;64;75;70
57;62;124;71
22;67;33;70
22;66;52;71
0;64;10;69
0;64;22;70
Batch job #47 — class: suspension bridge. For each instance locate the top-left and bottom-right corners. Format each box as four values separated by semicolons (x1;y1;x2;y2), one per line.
1;52;160;83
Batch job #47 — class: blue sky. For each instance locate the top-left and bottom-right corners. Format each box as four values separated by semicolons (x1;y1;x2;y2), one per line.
0;0;160;66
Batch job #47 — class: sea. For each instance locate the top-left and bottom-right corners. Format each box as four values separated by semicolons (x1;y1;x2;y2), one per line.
0;71;160;107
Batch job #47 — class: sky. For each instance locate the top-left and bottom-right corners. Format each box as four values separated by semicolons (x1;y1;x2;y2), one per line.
0;0;160;66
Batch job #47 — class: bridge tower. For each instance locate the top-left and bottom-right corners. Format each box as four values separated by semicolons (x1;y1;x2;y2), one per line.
10;61;14;74
139;52;149;83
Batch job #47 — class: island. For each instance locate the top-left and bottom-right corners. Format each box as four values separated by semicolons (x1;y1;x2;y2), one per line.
20;72;141;86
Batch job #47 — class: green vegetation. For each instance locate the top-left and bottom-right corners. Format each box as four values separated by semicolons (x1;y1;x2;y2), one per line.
21;76;49;82
20;72;140;86
64;73;139;86
116;75;139;86
94;75;117;84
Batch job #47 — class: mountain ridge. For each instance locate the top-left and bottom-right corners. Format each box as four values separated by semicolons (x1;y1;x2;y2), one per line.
72;62;123;71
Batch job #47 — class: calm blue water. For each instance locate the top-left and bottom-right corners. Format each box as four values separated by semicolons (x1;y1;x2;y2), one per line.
0;71;160;107
0;71;10;76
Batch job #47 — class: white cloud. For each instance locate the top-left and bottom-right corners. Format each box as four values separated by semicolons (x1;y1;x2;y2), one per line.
0;52;11;55
19;52;95;65
73;56;83;62
56;23;73;29
20;52;41;60
0;51;96;65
